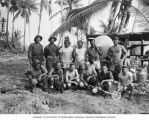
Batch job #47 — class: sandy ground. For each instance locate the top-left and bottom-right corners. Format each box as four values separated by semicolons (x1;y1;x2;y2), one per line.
0;52;149;114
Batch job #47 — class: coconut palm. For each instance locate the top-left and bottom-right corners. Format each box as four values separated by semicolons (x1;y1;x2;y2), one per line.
9;0;19;48
0;0;11;48
38;0;52;34
49;0;83;21
51;0;149;36
14;0;38;51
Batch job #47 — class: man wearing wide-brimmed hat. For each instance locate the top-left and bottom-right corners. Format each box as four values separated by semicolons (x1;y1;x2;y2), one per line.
28;35;44;66
44;36;60;72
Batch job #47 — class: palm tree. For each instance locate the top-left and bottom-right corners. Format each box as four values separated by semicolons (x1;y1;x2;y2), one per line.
38;0;52;35
1;0;11;48
9;0;19;48
14;0;38;51
49;0;83;21
51;0;149;37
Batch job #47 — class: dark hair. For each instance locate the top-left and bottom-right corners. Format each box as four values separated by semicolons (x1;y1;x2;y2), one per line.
70;62;75;66
34;35;42;42
77;40;83;44
54;61;61;69
122;65;128;69
113;37;119;41
48;36;56;42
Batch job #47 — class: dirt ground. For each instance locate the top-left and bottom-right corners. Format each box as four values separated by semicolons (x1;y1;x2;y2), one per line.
0;52;149;114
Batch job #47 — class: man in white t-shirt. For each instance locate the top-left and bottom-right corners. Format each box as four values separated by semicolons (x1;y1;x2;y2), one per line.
74;40;86;74
118;66;134;100
59;37;75;70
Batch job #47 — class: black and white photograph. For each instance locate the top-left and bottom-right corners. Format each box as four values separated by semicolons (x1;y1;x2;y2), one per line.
0;0;149;119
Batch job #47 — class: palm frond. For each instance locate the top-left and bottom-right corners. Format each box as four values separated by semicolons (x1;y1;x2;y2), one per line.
51;0;111;37
49;7;70;21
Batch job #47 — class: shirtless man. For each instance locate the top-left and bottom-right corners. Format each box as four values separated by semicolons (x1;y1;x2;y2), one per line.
107;37;127;80
81;61;98;88
65;63;81;89
48;62;64;93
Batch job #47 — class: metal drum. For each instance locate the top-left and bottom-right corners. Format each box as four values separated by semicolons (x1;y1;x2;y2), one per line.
136;68;147;83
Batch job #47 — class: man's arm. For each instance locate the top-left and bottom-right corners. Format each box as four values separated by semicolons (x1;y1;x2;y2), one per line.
92;66;97;76
28;44;33;65
121;46;128;61
125;73;133;86
41;45;44;63
96;46;102;56
43;47;48;59
101;72;114;84
107;48;112;60
41;65;48;76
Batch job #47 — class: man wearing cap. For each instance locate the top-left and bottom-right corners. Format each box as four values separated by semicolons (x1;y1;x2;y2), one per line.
74;40;86;74
44;37;60;72
107;37;127;81
86;39;102;71
59;37;75;70
28;35;44;66
118;66;134;100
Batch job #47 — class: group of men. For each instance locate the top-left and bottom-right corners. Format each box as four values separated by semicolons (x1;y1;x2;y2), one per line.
27;35;134;99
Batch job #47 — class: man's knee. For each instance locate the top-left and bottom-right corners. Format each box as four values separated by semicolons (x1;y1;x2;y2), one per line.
31;79;38;86
66;83;71;88
79;82;84;88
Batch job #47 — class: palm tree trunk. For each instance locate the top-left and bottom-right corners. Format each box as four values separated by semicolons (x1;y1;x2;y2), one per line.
118;10;128;33
38;6;42;35
118;0;132;33
6;6;11;49
29;19;31;44
12;12;15;48
23;16;26;51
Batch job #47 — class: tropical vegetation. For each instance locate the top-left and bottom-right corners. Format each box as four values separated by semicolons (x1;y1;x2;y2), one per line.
0;0;149;51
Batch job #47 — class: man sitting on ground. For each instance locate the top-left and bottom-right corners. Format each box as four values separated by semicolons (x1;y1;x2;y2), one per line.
81;61;98;88
97;64;114;93
48;62;64;93
26;59;48;92
65;63;81;89
118;66;134;100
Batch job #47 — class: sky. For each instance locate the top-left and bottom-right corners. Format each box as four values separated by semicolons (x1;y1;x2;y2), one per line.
0;0;92;48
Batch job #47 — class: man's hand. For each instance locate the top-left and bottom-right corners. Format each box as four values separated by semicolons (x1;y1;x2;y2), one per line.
38;75;42;82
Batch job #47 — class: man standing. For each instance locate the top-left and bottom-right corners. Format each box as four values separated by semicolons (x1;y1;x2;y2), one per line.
59;37;75;70
86;39;102;71
28;35;44;66
74;40;86;74
44;37;59;72
107;37;127;80
118;66;134;100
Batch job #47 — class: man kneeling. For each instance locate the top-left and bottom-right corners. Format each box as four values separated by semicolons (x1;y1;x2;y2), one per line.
27;59;48;92
118;66;134;100
81;61;98;88
92;65;114;94
65;63;82;89
48;62;64;93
